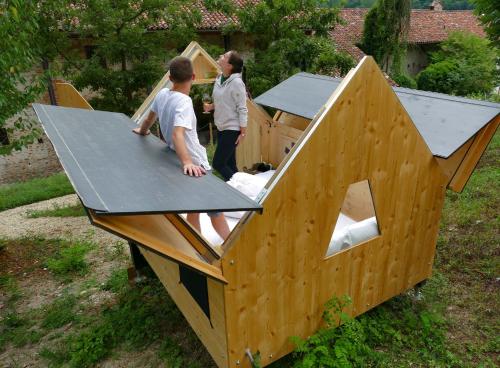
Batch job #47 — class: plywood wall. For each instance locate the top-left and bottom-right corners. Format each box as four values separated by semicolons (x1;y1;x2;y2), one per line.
220;57;448;367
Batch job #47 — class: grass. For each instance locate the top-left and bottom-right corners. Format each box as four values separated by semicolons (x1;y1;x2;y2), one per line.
42;294;79;329
0;237;95;283
26;203;86;218
45;241;94;281
0;172;74;212
40;273;213;368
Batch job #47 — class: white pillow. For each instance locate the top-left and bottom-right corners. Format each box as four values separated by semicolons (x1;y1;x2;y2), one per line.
347;217;379;245
326;216;378;256
224;171;275;219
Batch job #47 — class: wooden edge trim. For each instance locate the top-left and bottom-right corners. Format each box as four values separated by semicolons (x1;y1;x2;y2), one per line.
449;115;499;192
87;210;227;283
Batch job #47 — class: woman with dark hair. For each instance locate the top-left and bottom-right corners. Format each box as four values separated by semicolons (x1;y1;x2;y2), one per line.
204;51;248;181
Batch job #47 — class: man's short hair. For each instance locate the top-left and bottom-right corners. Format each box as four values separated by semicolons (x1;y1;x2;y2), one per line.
169;56;193;83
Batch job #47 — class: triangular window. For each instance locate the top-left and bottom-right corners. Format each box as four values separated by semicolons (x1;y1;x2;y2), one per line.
325;180;380;257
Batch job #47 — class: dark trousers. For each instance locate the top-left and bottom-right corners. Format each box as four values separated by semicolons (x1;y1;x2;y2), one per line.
213;130;240;181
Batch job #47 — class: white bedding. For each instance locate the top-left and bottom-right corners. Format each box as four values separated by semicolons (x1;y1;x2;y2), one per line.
326;215;379;256
182;169;379;250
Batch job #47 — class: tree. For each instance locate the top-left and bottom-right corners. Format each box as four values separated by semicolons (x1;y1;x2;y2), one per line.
63;0;201;115
360;0;411;73
0;1;51;150
206;0;355;97
417;31;497;96
472;0;499;48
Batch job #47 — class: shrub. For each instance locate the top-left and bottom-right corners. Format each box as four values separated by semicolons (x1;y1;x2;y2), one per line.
417;32;497;96
392;73;417;89
417;60;460;93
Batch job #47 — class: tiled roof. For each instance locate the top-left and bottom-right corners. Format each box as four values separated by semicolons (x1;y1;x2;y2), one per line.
151;3;485;61
329;9;367;61
330;8;485;61
407;9;485;44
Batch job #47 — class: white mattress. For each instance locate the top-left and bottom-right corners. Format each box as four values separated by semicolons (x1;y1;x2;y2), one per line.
182;169;379;251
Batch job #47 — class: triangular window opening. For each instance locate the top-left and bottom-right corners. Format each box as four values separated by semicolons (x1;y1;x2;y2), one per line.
325;180;380;257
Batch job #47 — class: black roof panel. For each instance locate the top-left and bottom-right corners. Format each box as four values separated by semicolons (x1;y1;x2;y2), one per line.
254;72;499;158
33;104;262;215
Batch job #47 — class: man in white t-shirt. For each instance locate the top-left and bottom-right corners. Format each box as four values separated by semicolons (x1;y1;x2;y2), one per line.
133;56;230;241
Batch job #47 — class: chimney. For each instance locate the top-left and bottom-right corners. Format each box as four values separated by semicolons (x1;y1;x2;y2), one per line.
429;0;443;11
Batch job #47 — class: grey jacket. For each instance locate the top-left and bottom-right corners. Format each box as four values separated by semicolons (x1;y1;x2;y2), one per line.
212;73;248;131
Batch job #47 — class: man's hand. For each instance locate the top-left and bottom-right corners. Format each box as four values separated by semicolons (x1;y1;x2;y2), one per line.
132;127;150;135
183;163;206;177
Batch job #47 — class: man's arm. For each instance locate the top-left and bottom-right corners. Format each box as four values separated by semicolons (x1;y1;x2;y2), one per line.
172;126;206;177
132;111;157;135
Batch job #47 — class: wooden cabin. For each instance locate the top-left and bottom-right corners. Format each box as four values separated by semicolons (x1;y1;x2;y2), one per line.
34;42;499;367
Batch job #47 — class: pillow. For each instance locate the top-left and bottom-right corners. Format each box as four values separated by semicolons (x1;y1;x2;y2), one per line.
224;171;275;219
326;216;378;256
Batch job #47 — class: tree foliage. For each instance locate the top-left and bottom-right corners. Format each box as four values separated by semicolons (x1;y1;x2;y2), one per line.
64;0;200;115
0;0;43;147
472;0;499;48
417;31;497;96
360;0;411;73
206;0;355;97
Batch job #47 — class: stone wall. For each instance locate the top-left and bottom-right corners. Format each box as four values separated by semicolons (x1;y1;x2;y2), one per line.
0;104;62;185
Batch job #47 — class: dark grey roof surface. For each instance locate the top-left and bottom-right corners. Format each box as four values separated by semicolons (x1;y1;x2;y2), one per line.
33;104;262;215
254;72;499;158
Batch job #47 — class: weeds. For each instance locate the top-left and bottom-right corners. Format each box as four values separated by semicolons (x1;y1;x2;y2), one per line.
40;276;183;367
42;294;78;329
101;268;128;294
46;241;94;280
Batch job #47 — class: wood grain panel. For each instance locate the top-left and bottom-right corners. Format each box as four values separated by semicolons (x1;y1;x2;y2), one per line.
220;57;448;367
54;82;93;110
276;111;310;131
89;212;226;282
236;100;272;170
141;248;229;368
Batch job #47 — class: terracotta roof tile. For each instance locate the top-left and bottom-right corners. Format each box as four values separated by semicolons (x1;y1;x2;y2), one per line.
151;4;485;61
329;8;485;60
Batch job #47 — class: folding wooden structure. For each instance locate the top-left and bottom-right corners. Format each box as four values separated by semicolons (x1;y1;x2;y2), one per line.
35;43;499;368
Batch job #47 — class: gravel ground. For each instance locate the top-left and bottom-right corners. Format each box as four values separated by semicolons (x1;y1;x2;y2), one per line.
0;194;118;244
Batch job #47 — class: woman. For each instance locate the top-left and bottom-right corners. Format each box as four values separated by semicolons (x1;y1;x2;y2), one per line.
204;51;248;181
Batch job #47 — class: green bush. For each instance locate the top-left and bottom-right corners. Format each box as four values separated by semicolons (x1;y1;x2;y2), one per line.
417;60;460;93
417;32;497;96
392;73;417;89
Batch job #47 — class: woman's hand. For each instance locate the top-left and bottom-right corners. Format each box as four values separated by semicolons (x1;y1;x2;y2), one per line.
203;103;214;113
235;127;247;145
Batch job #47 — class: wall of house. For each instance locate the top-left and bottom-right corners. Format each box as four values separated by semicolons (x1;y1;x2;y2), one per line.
0;106;62;185
405;44;439;76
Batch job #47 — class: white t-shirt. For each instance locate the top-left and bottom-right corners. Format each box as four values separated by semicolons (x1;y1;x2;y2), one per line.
151;88;210;170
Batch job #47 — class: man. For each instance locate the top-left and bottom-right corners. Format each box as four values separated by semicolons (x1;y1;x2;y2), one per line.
133;56;230;241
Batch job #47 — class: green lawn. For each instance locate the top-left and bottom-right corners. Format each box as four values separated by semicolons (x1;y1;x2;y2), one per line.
0;172;74;212
26;203;86;218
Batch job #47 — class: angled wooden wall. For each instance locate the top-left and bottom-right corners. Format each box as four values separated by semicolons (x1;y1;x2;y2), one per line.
220;57;448;367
